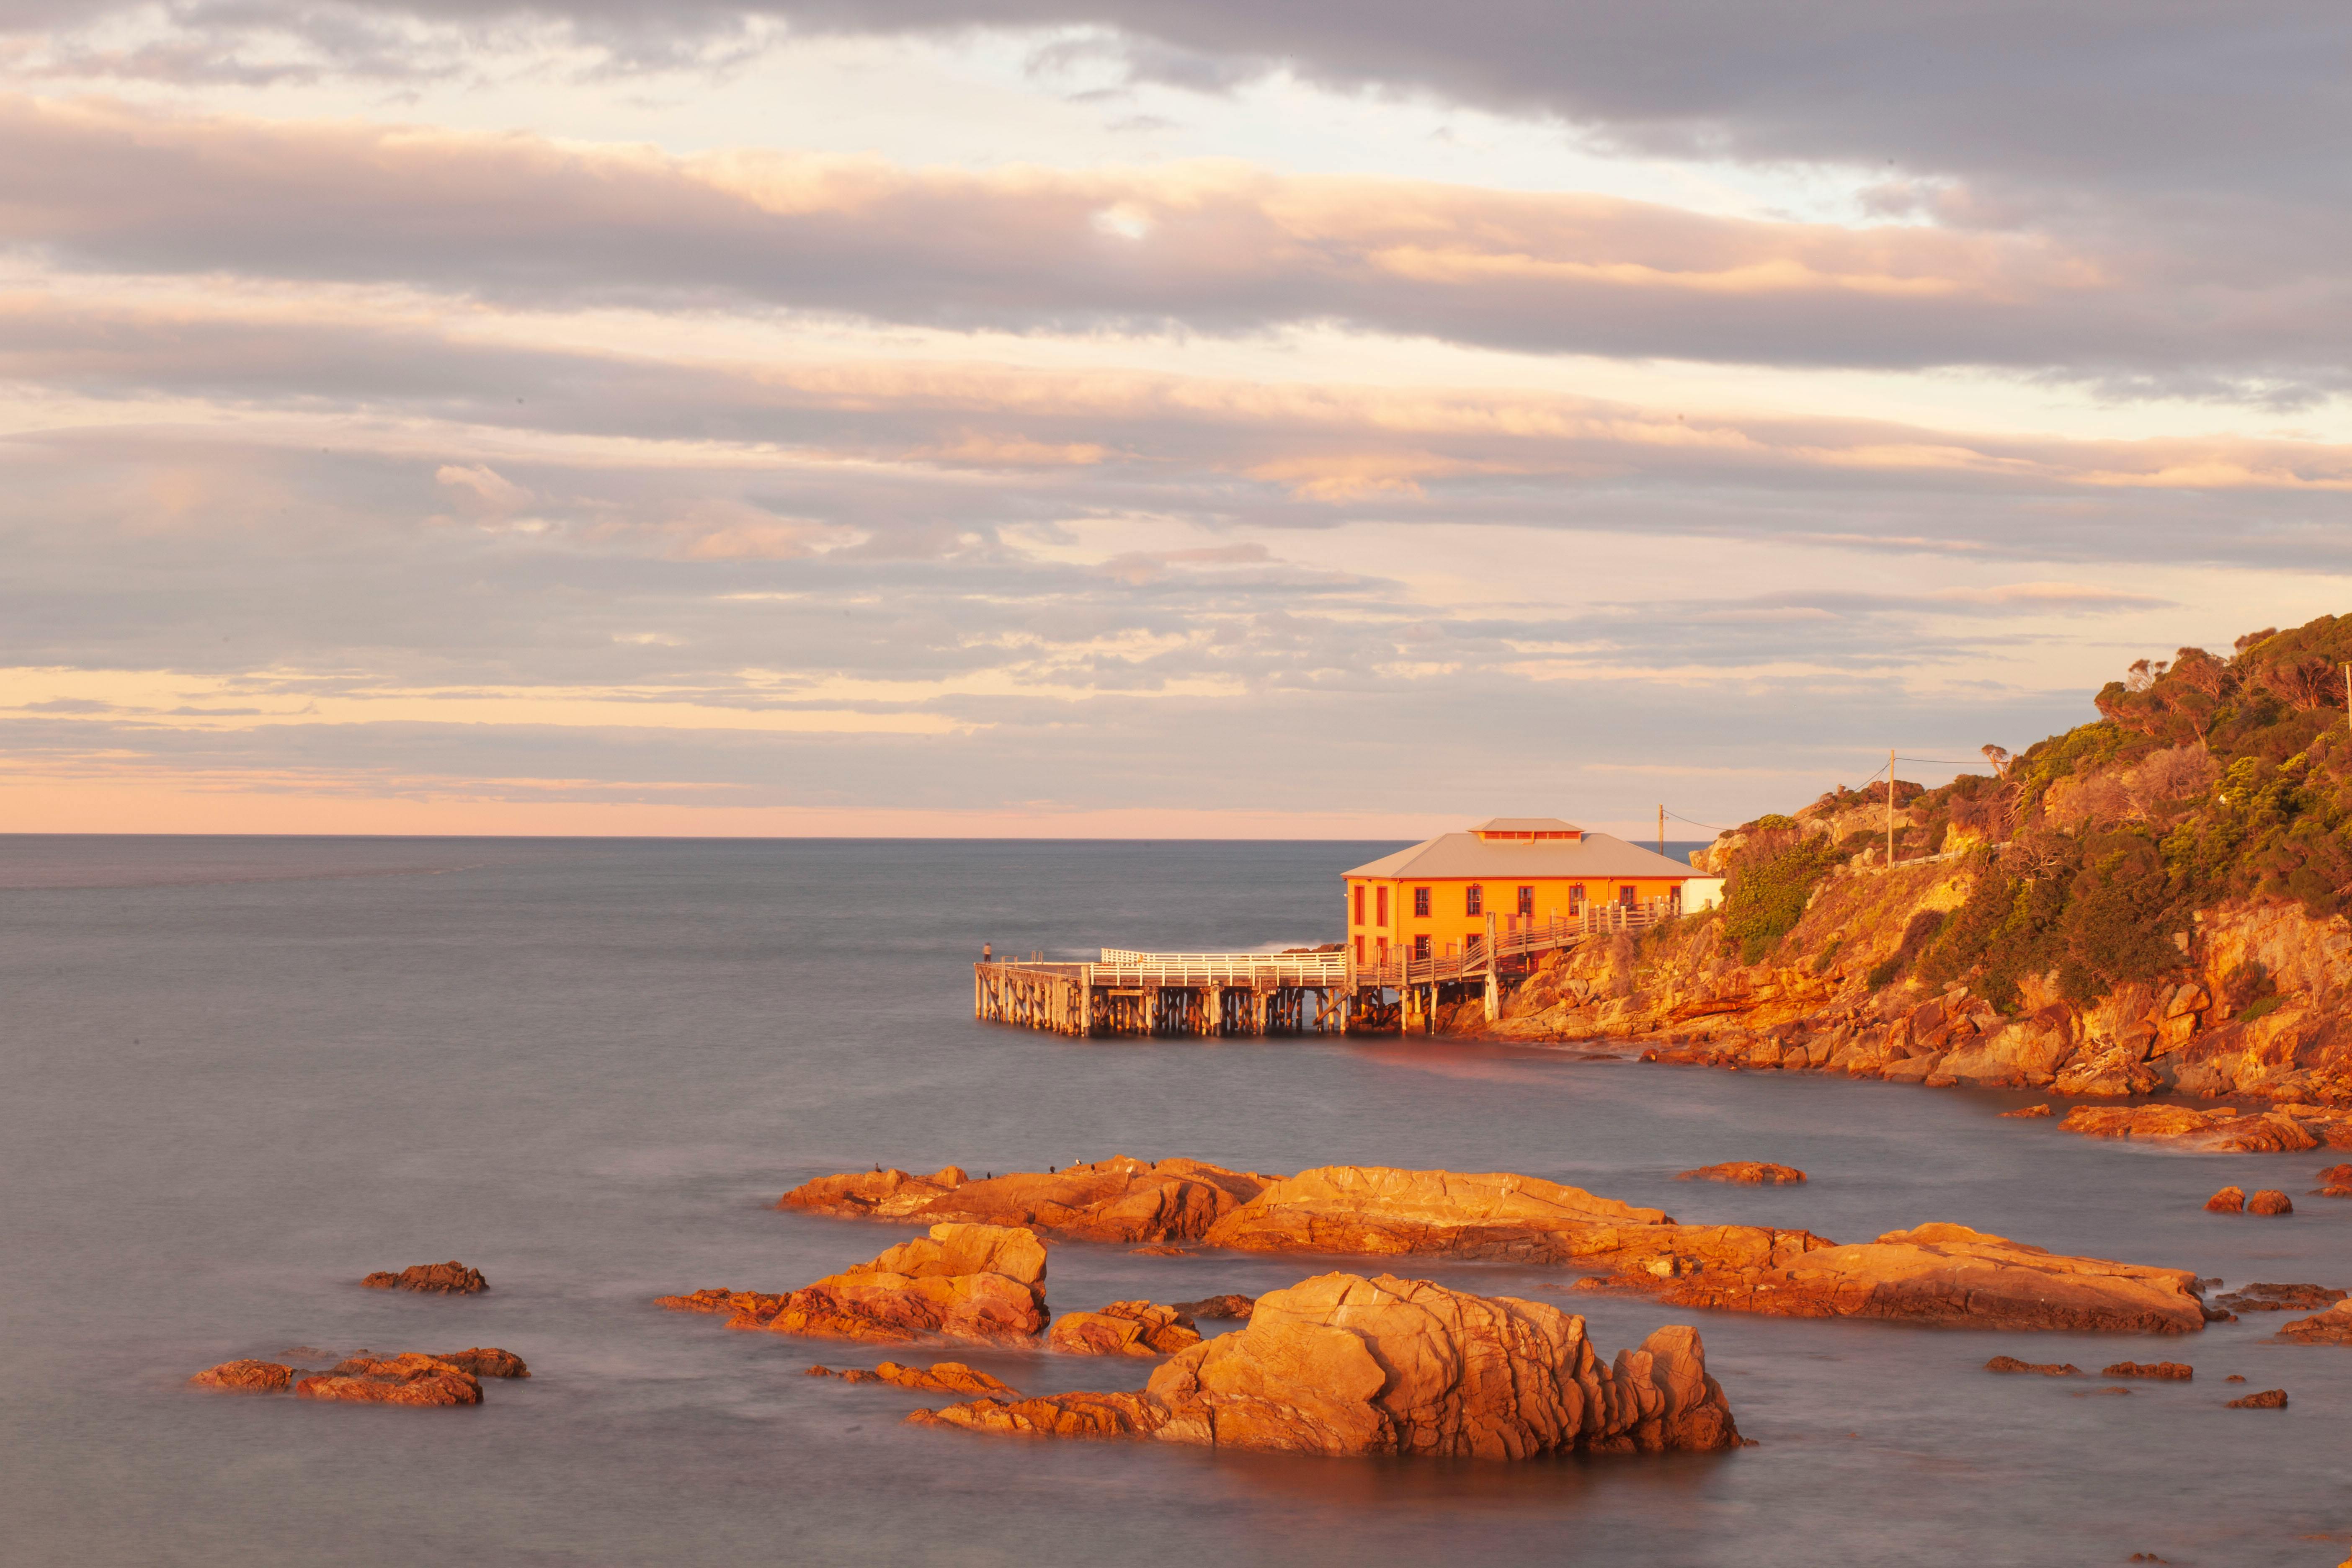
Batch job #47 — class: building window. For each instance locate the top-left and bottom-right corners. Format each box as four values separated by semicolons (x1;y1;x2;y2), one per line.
1465;884;1483;917
1376;886;1389;927
1354;935;1364;962
1413;934;1430;960
1354;885;1364;926
1516;885;1534;917
1377;936;1389;961
1569;883;1586;910
1619;884;1637;909
1413;886;1430;918
1466;933;1484;958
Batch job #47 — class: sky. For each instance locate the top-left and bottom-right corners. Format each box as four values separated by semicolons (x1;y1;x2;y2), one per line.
3;2;2349;839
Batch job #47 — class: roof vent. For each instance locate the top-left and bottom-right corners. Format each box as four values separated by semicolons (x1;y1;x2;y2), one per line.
1469;817;1583;841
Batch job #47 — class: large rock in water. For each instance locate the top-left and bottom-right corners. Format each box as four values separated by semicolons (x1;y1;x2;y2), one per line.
296;1353;482;1406
2275;1301;2352;1344
361;1261;487;1294
786;1156;1275;1245
1199;1166;1679;1261
779;1166;969;1220
189;1359;295;1393
1611;1222;2215;1333
666;1224;1050;1346
1048;1301;1202;1357
910;1272;1740;1459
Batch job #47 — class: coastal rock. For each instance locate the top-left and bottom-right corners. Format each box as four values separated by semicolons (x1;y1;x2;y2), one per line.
189;1359;295;1393
2226;1388;2288;1409
361;1261;487;1294
806;1361;1016;1397
1674;1163;1806;1185
1049;1301;1202;1358
2319;1164;2352;1185
911;1272;1740;1460
907;1157;1274;1245
2102;1361;2192;1379
2275;1302;2352;1345
2214;1282;2345;1313
1171;1294;1255;1320
432;1347;529;1378
1985;1357;2080;1375
2247;1189;2294;1216
710;1224;1050;1347
2205;1187;2246;1213
654;1288;789;1327
1199;1166;1677;1263
1620;1222;2215;1333
780;1166;968;1221
2056;1104;2333;1153
296;1353;482;1406
1999;1105;2053;1119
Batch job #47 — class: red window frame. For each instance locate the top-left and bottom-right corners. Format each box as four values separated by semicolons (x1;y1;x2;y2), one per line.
1353;885;1364;925
1465;884;1483;917
1413;886;1430;918
1376;886;1389;926
1516;885;1534;917
1413;934;1431;960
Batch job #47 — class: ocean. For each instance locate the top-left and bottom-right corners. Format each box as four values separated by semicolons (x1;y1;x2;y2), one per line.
3;835;2345;1566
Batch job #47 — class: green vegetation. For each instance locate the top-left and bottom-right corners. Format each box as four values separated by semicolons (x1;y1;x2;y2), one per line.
1719;831;1844;965
1731;611;2352;1013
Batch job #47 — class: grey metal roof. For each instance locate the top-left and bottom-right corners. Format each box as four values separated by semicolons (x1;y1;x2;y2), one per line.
1344;830;1698;881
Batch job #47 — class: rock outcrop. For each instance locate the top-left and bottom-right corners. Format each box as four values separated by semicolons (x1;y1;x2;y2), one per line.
665;1224;1050;1346
2226;1388;2289;1408
2103;1361;2192;1379
1199;1166;1682;1263
1985;1357;2080;1375
910;1272;1741;1460
433;1347;529;1378
2206;1187;2246;1213
296;1353;482;1406
2248;1189;2294;1215
1604;1222;2216;1333
1171;1294;1255;1320
780;1166;968;1220
362;1261;487;1295
1047;1301;1202;1357
2275;1302;2352;1344
1675;1162;1806;1184
805;1361;1016;1397
189;1359;295;1393
783;1157;1274;1245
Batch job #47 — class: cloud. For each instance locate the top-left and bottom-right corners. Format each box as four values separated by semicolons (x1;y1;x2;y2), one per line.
5;95;2352;392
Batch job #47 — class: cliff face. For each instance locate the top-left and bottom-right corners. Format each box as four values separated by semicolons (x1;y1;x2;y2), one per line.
1469;613;2352;1108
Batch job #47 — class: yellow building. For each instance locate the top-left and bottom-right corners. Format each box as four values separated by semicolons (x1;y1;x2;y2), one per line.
1341;817;1701;968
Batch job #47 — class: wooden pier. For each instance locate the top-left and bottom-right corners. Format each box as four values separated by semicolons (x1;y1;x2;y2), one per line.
973;900;1671;1039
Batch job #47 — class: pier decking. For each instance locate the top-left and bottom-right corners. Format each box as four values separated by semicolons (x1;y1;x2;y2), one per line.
973;901;1669;1038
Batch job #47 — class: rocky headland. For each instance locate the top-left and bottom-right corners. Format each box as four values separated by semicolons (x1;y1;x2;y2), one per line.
660;1222;1050;1346
910;1271;1741;1460
1459;615;2352;1128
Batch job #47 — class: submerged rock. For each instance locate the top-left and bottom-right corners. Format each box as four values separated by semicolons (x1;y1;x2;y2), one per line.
361;1261;487;1295
1171;1294;1255;1320
2216;1282;2346;1313
911;1272;1741;1460
2205;1187;2246;1213
805;1361;1016;1397
1674;1163;1806;1185
189;1359;295;1393
1998;1105;2053;1119
2102;1361;2192;1379
296;1353;482;1406
665;1223;1050;1347
1048;1302;1202;1358
1985;1357;2081;1375
432;1347;529;1378
2225;1387;2288;1409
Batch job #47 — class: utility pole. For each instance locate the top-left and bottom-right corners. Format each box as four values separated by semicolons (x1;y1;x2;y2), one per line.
1885;748;1896;870
1658;804;1666;857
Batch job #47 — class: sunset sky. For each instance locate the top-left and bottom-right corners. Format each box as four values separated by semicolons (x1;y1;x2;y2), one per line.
5;3;2349;837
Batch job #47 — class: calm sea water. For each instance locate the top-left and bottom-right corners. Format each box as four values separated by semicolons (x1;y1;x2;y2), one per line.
4;835;2348;1568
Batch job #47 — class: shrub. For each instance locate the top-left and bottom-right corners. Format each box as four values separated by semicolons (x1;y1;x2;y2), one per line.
1720;835;1841;965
